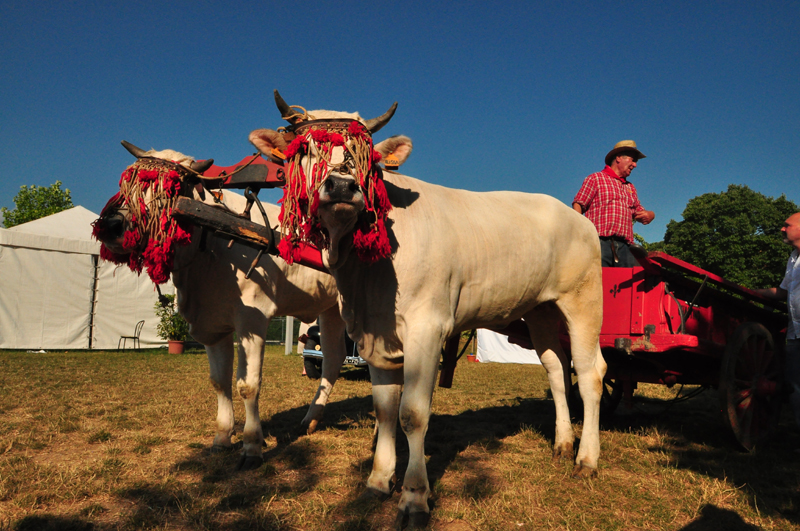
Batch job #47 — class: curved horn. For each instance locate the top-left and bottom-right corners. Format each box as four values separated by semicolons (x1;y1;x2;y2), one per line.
274;90;300;124
364;102;398;134
191;159;214;174
121;140;149;159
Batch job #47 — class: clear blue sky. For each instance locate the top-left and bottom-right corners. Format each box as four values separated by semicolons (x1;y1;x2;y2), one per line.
1;1;798;243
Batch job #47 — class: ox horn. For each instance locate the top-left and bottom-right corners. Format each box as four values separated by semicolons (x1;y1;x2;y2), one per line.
274;90;301;124
364;102;398;135
121;140;149;159
191;159;214;174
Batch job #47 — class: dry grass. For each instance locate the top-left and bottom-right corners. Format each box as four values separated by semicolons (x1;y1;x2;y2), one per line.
0;347;798;530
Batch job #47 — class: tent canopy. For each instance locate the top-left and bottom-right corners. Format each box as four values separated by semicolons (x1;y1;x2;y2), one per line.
0;207;173;350
476;328;540;364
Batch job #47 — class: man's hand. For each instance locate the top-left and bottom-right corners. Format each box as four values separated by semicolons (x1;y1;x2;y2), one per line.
634;210;655;225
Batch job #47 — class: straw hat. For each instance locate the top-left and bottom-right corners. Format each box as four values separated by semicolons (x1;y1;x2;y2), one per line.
605;140;646;166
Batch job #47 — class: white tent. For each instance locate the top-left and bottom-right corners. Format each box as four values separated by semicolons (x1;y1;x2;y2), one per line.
476;328;541;364
0;207;173;350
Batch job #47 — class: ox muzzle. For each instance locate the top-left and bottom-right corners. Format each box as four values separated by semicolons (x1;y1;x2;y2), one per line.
95;208;130;253
322;174;362;204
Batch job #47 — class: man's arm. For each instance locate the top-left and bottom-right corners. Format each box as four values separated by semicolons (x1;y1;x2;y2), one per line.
633;209;655;225
751;287;787;300
572;202;585;214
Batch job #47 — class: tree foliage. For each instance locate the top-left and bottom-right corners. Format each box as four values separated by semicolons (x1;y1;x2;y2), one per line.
663;184;798;289
1;181;73;228
634;233;664;253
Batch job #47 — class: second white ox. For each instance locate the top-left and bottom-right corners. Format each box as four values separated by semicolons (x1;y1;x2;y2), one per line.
97;144;348;470
250;92;606;526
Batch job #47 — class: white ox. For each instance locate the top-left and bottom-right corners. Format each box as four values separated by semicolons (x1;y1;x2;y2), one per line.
96;144;349;470
249;92;606;527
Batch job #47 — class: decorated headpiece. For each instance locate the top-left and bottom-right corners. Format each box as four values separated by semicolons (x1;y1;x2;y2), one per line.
92;157;194;285
277;118;393;265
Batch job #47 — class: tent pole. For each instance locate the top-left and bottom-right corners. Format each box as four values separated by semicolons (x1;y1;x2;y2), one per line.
88;255;99;349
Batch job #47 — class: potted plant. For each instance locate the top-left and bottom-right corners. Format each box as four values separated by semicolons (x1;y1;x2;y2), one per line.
154;294;190;354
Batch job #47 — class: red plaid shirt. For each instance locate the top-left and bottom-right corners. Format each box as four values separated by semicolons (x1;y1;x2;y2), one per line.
573;166;643;244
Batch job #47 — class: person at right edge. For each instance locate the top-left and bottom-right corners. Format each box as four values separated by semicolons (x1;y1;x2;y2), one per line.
752;212;800;443
572;140;655;267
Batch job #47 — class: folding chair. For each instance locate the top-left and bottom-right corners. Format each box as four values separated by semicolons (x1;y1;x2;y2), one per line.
118;320;145;350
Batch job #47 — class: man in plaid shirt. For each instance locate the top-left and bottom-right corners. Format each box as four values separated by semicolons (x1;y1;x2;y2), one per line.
572;140;655;267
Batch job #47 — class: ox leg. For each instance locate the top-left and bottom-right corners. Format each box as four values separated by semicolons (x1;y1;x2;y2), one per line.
571;342;604;476
394;334;442;528
524;307;575;461
301;305;348;434
557;293;605;477
363;365;403;499
206;336;236;452
235;329;267;470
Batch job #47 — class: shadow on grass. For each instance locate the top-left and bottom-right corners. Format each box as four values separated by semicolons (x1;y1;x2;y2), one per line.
600;389;800;527
21;390;795;529
678;504;761;530
12;514;96;531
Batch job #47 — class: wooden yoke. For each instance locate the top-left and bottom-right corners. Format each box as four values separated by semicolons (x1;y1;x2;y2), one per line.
172;197;326;273
170;153;327;275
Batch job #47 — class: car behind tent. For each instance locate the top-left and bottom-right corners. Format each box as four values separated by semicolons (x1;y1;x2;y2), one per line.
0;206;173;349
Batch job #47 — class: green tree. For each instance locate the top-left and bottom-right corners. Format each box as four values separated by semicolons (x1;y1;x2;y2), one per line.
663;184;798;289
1;181;73;228
634;233;664;253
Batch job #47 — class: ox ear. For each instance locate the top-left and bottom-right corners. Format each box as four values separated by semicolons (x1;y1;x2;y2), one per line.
249;129;288;156
375;135;413;167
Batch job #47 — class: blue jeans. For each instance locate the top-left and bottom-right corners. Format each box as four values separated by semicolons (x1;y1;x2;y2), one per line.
786;338;800;428
600;238;636;267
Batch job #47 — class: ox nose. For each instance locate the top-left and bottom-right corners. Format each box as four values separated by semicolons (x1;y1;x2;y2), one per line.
102;212;126;240
324;175;361;201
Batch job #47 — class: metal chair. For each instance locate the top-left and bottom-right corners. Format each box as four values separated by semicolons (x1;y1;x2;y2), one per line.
118;320;145;350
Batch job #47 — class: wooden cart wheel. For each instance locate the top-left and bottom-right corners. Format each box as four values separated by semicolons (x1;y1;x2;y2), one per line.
719;322;783;451
569;377;623;418
600;378;623;415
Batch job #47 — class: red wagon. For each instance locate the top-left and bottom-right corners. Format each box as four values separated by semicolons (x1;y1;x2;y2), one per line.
475;251;787;452
171;153;788;452
593;251;786;451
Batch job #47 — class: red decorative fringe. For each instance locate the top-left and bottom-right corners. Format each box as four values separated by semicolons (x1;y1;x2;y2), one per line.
93;159;193;285
278;120;392;266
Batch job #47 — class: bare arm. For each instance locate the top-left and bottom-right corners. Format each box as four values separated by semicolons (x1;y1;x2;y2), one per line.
751;287;787;300
572;202;584;214
633;209;655;225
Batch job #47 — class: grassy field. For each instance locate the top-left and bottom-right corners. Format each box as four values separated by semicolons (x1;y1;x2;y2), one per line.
0;346;798;530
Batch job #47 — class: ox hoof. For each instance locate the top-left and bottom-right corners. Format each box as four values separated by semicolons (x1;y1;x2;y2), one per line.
210;444;232;454
552;445;574;462
356;487;391;507
236;454;264;471
306;418;319;435
571;463;598;479
394;509;430;530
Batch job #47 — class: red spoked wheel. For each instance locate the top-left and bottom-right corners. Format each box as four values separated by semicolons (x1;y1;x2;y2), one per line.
719;322;783;451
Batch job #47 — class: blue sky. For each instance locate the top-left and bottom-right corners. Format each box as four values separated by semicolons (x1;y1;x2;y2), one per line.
1;1;798;243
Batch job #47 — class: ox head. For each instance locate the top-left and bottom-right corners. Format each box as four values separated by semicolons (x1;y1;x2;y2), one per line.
249;90;410;270
92;141;213;284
